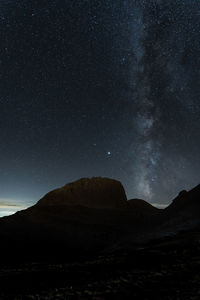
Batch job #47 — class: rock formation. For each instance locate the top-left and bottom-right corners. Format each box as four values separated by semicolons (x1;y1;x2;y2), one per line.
36;177;128;209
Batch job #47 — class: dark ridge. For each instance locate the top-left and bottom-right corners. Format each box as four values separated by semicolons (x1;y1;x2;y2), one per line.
165;184;200;213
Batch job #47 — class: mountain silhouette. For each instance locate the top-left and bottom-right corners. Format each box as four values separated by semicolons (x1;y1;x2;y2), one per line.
37;177;128;209
166;184;200;213
0;177;200;263
157;184;200;233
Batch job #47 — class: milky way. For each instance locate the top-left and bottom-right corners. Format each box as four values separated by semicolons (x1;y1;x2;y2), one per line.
0;0;200;213
126;1;200;203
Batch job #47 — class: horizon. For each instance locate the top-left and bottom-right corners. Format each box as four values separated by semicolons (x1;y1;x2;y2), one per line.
0;175;193;217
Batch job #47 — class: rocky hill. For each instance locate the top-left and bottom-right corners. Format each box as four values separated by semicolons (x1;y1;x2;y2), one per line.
36;177;128;209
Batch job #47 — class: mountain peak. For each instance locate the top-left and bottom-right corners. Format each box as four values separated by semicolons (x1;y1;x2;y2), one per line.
166;184;200;213
36;177;128;209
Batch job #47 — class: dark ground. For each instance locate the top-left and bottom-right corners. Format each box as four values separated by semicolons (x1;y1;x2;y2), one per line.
1;229;200;300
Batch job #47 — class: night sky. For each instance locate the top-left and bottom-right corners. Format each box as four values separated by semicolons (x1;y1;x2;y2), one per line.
1;0;200;216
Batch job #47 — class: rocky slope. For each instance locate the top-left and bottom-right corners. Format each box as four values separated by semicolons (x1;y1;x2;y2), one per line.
165;184;200;214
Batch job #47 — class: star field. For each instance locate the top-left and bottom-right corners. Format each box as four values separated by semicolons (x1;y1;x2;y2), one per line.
0;0;200;215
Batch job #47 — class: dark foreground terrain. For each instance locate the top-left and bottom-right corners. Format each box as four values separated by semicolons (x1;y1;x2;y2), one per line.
0;229;200;300
1;177;200;299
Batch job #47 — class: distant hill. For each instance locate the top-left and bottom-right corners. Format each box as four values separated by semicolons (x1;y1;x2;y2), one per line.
128;199;159;214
